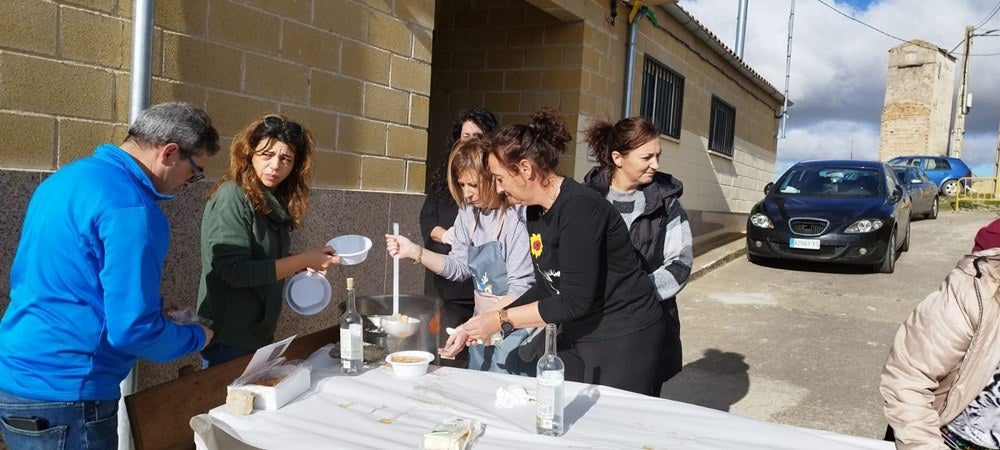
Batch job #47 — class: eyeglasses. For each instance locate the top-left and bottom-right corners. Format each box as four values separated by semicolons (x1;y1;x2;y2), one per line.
185;154;205;184
262;116;304;142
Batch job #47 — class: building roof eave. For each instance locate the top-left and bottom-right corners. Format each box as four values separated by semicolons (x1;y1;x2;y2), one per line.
660;4;786;105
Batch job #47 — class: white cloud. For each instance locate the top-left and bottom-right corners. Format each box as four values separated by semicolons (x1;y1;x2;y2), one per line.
679;0;1000;175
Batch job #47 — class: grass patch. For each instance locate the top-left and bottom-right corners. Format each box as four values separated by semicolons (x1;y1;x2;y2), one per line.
949;197;1000;211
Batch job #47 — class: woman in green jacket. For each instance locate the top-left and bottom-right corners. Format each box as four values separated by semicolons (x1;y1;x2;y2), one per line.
197;114;339;367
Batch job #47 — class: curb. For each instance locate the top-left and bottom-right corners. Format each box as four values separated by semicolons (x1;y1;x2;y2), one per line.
689;239;747;282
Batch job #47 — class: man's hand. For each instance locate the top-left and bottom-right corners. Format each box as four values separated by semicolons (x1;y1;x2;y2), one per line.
199;324;214;350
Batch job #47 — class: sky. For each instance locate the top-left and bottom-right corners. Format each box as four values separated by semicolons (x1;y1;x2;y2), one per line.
678;0;1000;178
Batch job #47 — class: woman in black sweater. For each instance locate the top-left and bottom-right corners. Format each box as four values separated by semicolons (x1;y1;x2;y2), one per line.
459;108;665;395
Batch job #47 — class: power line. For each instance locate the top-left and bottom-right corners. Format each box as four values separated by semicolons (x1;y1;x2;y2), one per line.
974;0;1000;28
813;0;943;54
814;0;904;41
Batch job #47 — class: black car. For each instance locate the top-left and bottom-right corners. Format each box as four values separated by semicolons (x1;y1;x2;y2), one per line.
746;160;912;273
892;165;938;220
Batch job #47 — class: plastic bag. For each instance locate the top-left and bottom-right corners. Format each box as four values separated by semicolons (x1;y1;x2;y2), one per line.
167;307;213;327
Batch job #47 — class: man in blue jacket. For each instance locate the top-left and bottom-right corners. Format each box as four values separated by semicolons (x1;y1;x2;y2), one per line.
0;102;220;449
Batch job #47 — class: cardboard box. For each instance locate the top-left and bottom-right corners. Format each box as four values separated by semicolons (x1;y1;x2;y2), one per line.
227;364;310;410
227;335;310;411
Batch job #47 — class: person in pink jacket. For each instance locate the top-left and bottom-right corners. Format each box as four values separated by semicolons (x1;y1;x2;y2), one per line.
880;244;1000;449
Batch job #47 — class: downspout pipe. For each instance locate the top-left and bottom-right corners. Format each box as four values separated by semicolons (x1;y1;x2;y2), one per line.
120;1;153;448
129;0;153;123
622;9;640;119
734;0;749;58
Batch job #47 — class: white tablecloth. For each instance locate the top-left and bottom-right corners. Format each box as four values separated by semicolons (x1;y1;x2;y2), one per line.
196;345;892;450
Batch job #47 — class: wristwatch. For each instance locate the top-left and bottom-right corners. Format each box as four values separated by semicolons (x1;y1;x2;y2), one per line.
498;308;514;337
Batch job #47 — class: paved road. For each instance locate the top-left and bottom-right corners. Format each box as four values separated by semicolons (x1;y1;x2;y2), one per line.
660;210;999;439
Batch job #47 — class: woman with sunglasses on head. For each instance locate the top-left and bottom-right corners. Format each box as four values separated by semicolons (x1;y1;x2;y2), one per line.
458;108;666;395
582;117;691;394
197;114;339;367
388;136;537;375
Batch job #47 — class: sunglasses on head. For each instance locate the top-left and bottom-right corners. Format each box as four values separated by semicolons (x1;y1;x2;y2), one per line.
262;116;304;142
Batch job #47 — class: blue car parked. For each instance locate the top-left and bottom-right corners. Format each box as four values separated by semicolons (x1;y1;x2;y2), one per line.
886;155;972;197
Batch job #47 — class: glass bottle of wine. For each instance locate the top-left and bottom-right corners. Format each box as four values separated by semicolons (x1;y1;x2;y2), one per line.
340;277;362;375
535;323;564;436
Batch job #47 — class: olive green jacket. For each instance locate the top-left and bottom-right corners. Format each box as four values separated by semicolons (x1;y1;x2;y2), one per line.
196;181;292;352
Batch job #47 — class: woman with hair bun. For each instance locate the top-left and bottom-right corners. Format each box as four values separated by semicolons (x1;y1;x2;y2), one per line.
458;108;666;395
583;116;691;393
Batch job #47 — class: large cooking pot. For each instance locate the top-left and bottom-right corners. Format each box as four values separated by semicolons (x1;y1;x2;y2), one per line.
354;294;441;358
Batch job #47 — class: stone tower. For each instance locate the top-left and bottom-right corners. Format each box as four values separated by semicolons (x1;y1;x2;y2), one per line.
879;40;955;160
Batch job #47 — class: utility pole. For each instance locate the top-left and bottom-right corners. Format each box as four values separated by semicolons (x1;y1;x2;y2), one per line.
993;117;1000;195
779;0;795;139
950;25;973;158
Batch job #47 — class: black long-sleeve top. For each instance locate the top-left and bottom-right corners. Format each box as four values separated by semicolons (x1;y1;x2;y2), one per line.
508;177;662;342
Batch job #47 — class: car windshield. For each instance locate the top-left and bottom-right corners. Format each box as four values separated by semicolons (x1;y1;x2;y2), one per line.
775;167;881;197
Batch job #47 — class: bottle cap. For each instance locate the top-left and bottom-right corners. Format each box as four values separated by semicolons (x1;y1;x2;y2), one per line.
346;277;354;289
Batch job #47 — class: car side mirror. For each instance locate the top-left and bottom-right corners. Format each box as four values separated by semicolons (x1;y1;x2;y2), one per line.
764;182;773;194
891;187;903;202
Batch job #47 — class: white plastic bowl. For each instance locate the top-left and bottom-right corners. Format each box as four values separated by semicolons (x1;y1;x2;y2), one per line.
284;271;331;315
327;235;372;266
385;351;433;378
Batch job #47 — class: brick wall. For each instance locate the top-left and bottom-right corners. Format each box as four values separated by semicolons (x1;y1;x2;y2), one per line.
0;0;434;193
879;41;955;159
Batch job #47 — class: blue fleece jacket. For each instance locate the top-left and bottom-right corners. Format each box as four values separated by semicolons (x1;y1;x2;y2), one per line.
0;144;207;401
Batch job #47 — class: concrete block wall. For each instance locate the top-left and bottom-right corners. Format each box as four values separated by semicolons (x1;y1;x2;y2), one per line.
629;10;780;221
428;0;585;176
0;0;436;390
1;0;434;193
428;0;781;250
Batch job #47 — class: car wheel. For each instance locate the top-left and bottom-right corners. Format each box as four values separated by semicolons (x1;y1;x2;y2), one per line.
941;180;960;197
877;232;896;274
924;195;938;219
900;221;910;252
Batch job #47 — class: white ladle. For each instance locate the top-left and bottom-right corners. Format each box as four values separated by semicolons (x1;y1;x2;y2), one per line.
392;222;399;316
384;223;419;340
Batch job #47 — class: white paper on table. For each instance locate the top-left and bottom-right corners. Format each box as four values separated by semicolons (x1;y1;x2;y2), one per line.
238;335;297;380
206;365;894;450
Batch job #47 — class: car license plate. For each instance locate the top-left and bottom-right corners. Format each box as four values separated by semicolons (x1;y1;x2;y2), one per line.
789;238;820;250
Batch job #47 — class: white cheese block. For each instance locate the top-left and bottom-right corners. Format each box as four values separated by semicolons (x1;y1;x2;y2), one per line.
226;365;310;411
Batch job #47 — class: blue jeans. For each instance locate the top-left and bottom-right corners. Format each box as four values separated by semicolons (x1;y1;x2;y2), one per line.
201;343;251;368
0;388;118;450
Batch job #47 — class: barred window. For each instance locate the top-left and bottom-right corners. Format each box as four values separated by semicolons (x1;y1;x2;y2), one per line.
640;55;683;139
708;96;735;157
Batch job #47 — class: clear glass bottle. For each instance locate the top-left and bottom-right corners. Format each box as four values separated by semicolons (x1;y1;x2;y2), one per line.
340;277;363;375
535;323;564;436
